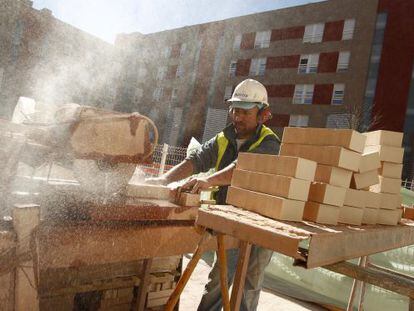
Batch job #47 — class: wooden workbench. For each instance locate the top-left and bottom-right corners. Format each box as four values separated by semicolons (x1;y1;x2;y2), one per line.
196;204;414;269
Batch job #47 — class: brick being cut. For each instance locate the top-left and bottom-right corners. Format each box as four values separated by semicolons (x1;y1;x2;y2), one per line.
314;164;352;188
282;127;366;153
231;169;310;201
280;144;361;172
226;186;305;221
236;153;317;181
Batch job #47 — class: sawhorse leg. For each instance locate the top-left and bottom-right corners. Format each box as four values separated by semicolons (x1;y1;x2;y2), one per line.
217;233;231;311
165;229;210;311
347;256;368;311
136;258;153;311
231;241;252;311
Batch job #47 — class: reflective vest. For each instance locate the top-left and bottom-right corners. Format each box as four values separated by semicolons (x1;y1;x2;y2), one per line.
214;125;278;171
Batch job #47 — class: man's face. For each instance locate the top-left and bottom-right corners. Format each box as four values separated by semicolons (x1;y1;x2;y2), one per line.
230;106;259;139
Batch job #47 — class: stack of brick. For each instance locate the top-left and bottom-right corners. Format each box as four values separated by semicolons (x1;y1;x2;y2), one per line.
280;127;366;225
226;153;317;221
364;130;404;225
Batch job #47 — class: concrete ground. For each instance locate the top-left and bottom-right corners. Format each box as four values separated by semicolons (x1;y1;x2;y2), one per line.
180;257;327;311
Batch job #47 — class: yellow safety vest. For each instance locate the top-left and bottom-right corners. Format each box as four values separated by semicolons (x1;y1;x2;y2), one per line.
214;125;278;171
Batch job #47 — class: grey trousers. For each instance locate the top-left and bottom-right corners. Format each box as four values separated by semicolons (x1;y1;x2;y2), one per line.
197;246;273;311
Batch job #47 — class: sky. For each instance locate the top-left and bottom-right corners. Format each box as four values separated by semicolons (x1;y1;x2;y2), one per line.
32;0;325;44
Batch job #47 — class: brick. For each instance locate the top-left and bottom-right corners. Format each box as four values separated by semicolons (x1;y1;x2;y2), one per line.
231;169;310;201
365;191;381;209
236;153;317;181
364;145;404;164
379;193;402;210
344;189;367;208
177;192;200;207
127;184;170;199
377;208;403;225
282;127;366;153
403;207;414;220
359;152;381;173
280;144;361;172
351;170;379;189
370;176;401;194
303;202;339;225
308;182;346;207
362;207;378;225
226;186;305;221
364;130;403;147
379;162;403;179
338;205;364;225
314;164;352;188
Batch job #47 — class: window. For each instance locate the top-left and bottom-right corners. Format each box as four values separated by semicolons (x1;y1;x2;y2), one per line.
229;60;237;77
163;46;171;58
303;23;324;43
337;52;351;72
298;54;319;73
233;34;242;51
342;19;356;40
254;31;271;49
180;43;187;57
249;57;266;76
156;66;167;80
152;87;163;102
289;115;309;127
171;88;178;102
293;84;314;104
332;84;345;105
224;86;233;100
176;63;184;78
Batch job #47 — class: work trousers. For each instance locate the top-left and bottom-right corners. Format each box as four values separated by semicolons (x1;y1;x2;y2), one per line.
197;245;273;311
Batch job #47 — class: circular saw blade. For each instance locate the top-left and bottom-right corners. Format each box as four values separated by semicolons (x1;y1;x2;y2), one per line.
73;159;135;194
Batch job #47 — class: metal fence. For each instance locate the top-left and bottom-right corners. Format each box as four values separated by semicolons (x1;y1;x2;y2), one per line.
138;143;188;177
402;179;414;191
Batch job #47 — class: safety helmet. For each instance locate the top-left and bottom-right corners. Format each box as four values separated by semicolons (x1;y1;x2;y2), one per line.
227;79;269;110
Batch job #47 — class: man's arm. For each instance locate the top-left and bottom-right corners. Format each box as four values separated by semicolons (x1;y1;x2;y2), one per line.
146;159;194;185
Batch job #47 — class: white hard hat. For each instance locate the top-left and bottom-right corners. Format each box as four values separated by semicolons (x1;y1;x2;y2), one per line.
227;79;269;109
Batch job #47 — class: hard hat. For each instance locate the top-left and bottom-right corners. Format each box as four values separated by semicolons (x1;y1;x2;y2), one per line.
227;79;269;109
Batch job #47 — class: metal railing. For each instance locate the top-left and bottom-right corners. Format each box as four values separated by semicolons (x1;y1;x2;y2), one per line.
402;179;414;191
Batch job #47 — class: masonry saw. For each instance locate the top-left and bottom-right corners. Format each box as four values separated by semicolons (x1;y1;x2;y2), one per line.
0;98;158;196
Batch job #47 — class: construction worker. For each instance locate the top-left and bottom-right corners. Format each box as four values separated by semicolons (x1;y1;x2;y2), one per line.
147;78;280;310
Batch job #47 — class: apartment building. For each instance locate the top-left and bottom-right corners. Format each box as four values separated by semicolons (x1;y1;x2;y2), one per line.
116;0;414;178
0;0;120;118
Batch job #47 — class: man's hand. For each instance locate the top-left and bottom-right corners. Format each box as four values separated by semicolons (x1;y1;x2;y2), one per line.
181;177;213;194
145;176;168;186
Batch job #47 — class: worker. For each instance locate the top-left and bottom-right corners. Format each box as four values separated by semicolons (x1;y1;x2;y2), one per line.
147;78;280;311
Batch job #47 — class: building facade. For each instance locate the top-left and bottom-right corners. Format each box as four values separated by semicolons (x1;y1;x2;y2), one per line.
0;0;120;118
116;0;414;178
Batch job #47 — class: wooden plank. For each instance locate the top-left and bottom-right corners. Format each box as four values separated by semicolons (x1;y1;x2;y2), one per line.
36;225;238;269
324;261;414;298
231;169;310;201
230;241;252;311
236;153;317;181
136;258;152;311
86;201;198;222
307;219;414;268
226;187;305;221
280;143;361;172
282;127;366;153
196;205;308;259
